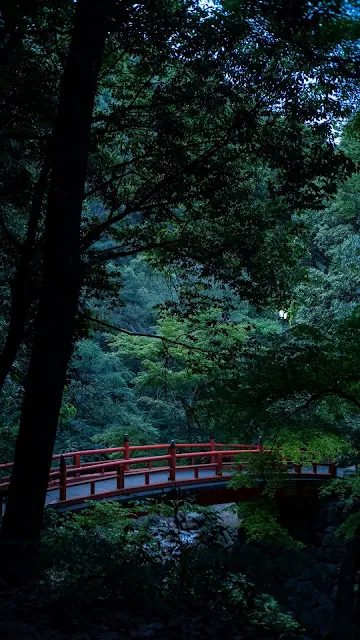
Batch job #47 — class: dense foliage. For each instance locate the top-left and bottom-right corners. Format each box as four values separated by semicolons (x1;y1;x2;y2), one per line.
2;0;360;637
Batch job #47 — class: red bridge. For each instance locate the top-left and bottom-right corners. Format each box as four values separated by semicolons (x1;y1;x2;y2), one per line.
0;436;338;513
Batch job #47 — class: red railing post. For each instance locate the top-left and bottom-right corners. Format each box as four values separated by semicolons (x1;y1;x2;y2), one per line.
117;463;125;490
124;434;130;472
169;440;176;482
294;464;301;474
210;433;215;464
257;438;263;452
216;453;223;476
60;455;67;501
74;454;80;478
329;462;337;478
312;463;318;474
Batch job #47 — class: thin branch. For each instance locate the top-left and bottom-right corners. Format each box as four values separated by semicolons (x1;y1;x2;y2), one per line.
81;127;239;251
301;388;360;411
77;311;211;353
86;239;180;262
0;215;22;253
267;388;360;455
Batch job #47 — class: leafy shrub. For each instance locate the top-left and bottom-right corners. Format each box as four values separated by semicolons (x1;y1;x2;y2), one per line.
39;499;300;634
320;472;360;539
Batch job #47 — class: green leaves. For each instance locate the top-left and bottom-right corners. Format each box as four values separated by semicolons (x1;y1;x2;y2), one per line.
237;503;305;551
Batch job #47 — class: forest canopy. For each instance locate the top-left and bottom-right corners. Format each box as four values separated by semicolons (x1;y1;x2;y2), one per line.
2;1;360;636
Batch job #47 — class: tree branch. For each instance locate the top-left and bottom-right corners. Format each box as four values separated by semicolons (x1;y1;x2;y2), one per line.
86;239;181;262
301;388;360;411
0;215;22;253
77;311;211;353
81;127;239;251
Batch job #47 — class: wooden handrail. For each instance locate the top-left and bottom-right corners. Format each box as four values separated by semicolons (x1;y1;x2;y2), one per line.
0;436;339;508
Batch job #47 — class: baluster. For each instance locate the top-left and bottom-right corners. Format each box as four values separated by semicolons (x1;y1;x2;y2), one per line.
74;454;81;478
60;455;67;501
124;434;130;472
210;433;215;464
329;463;337;478
169;440;176;481
117;463;124;490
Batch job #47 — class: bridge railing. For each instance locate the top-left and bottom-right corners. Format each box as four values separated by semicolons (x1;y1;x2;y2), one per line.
47;446;263;502
0;435;258;481
0;435;337;509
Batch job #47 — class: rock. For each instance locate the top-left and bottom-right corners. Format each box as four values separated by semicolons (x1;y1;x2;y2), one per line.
321;504;343;525
313;564;338;592
317;593;332;608
284;577;298;592
296;581;314;598
177;511;205;531
310;588;322;607
325;526;338;533
323;545;346;564
322;534;335;547
300;568;314;582
300;608;315;627
316;547;324;561
316;601;334;629
330;585;338;601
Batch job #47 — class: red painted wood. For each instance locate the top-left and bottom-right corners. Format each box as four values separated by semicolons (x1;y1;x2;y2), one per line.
116;463;124;490
0;438;340;510
210;435;215;464
74;454;81;478
329;463;337;477
124;435;130;473
169;442;176;482
59;456;67;501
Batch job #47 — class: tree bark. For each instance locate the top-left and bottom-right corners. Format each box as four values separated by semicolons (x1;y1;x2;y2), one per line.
0;153;49;392
329;526;360;639
0;0;109;575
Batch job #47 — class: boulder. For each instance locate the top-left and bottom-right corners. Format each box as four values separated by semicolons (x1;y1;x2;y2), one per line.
321;503;343;525
296;581;314;599
330;585;338;601
177;511;205;531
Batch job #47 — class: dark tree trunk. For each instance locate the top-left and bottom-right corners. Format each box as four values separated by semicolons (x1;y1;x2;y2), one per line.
0;154;49;392
330;526;360;639
0;301;27;391
0;0;109;575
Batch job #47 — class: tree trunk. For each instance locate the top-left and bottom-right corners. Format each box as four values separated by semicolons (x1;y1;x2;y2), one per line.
0;301;26;391
0;0;109;576
0;153;49;392
330;526;360;639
